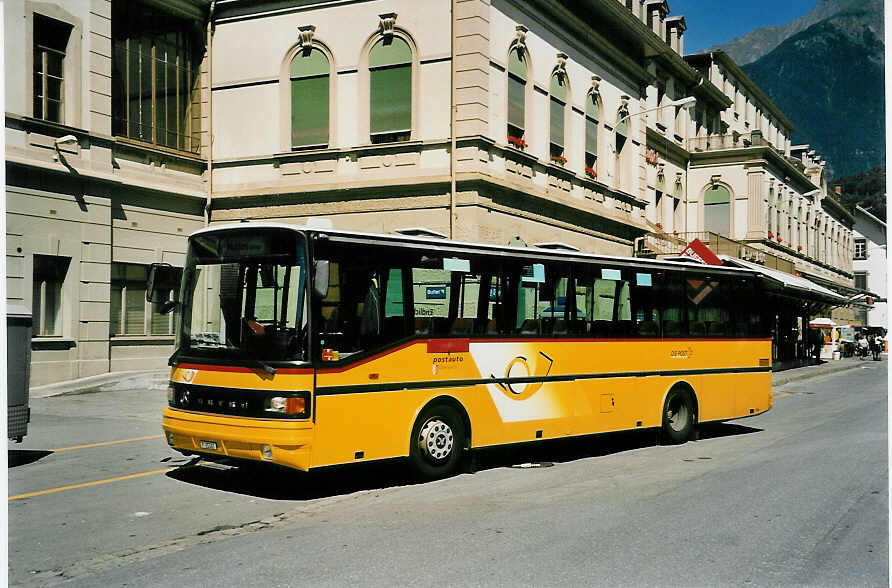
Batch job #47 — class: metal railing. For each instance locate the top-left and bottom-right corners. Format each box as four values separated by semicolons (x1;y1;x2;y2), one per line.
638;230;794;274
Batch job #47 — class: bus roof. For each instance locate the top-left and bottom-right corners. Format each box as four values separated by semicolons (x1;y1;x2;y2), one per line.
190;221;762;277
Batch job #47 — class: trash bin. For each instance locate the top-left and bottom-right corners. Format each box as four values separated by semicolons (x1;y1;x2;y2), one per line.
7;304;32;442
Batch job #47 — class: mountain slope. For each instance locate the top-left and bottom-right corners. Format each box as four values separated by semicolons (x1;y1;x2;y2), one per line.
740;6;884;178
706;0;872;65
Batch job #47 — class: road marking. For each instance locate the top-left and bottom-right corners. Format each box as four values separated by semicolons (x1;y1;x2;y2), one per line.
9;468;169;501
51;434;163;452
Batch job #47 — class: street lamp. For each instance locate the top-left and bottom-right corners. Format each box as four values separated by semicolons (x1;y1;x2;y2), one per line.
613;96;696;145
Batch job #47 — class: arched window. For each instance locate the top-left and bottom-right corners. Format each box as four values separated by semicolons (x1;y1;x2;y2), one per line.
290;47;330;149
369;37;411;143
704;185;731;236
507;49;527;142
584;93;599;176
549;72;567;160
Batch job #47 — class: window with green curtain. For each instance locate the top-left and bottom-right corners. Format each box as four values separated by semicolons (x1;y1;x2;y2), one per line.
549;73;565;155
585;94;599;164
704;185;731;236
507;50;526;137
291;47;329;148
369;37;412;142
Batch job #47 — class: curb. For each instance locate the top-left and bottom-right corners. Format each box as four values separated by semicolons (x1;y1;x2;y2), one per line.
30;369;169;399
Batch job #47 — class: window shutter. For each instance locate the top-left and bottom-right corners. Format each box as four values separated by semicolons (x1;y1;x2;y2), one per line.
507;75;525;133
292;75;329;147
507;51;526;134
550;98;564;148
370;64;411;135
370;38;412;137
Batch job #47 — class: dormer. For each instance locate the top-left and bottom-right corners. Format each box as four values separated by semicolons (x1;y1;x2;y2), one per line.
665;15;686;55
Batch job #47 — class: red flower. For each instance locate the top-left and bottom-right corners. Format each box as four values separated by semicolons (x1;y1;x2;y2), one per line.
584;166;597;179
797;245;802;251
767;231;774;239
655;223;663;231
550;154;567;165
507;135;527;149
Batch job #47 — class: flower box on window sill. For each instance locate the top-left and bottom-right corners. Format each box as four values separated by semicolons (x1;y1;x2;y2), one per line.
797;245;803;251
507;136;527;150
655;223;664;232
584;166;597;179
550;155;567;166
767;231;774;239
776;235;783;243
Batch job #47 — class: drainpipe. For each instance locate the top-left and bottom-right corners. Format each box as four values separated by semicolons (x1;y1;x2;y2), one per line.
205;1;216;225
449;0;457;239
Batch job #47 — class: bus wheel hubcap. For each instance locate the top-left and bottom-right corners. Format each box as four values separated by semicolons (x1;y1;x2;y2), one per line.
419;418;454;461
667;398;688;431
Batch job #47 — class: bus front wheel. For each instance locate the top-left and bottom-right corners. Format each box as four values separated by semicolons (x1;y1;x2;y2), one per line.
661;388;695;444
409;404;466;479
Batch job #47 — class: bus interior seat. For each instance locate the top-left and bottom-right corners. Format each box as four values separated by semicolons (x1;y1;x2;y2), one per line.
709;322;727;336
450;318;474;335
483;319;499;335
689;321;706;337
552;319;568;335
414;317;432;335
591;320;611;337
568;319;587;335
663;320;681;337
519;319;540;335
637;320;658;337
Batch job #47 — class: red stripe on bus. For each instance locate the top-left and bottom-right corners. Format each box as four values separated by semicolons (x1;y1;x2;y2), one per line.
175;363;314;375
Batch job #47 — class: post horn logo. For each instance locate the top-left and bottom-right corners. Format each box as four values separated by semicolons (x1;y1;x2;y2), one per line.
491;351;554;401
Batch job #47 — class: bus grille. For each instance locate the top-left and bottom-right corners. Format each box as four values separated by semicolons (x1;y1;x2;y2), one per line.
169;384;308;419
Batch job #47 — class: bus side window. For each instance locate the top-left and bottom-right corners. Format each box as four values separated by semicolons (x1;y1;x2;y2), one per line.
411;266;452;335
661;274;687;337
631;270;660;338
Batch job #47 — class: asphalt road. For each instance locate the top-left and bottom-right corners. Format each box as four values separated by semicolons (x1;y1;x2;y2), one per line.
9;361;888;587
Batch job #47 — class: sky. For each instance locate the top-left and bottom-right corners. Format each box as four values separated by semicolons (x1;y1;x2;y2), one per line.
666;0;819;53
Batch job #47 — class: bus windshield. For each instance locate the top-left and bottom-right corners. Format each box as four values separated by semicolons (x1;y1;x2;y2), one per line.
178;228;308;362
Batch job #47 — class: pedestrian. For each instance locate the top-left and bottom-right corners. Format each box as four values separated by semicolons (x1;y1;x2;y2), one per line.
811;328;822;363
871;334;882;361
858;335;869;360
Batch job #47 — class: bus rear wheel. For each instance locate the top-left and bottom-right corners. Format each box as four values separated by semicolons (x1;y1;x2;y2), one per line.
409;404;466;479
662;388;695;444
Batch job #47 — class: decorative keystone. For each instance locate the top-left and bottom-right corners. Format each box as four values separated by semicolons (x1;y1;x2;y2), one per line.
379;12;397;39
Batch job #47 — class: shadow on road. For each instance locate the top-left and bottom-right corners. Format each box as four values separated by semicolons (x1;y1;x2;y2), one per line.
8;449;54;467
164;421;762;501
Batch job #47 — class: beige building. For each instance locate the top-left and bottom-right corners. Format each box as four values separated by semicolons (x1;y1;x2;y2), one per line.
5;0;856;384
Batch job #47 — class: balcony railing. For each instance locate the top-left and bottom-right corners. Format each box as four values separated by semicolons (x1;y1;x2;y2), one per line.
687;131;782;155
637;230;794;274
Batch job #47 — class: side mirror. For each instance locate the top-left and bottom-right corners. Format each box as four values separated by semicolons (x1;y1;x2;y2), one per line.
313;260;330;298
147;263;180;305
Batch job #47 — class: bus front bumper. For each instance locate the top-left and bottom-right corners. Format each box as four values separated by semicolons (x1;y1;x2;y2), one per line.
162;407;314;471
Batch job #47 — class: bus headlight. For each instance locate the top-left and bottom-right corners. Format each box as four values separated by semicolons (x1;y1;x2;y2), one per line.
264;393;309;417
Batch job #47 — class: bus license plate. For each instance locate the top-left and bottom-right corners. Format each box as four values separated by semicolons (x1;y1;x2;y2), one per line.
199;440;218;450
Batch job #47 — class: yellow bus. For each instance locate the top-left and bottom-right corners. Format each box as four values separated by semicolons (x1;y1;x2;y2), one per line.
150;223;772;478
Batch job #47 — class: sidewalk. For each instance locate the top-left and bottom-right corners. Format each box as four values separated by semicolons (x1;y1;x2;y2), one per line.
30;369;170;399
772;355;880;388
29;356;878;398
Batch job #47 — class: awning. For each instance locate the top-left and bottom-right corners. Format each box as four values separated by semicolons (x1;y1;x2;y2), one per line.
799;271;884;305
719;256;847;305
809;318;837;328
